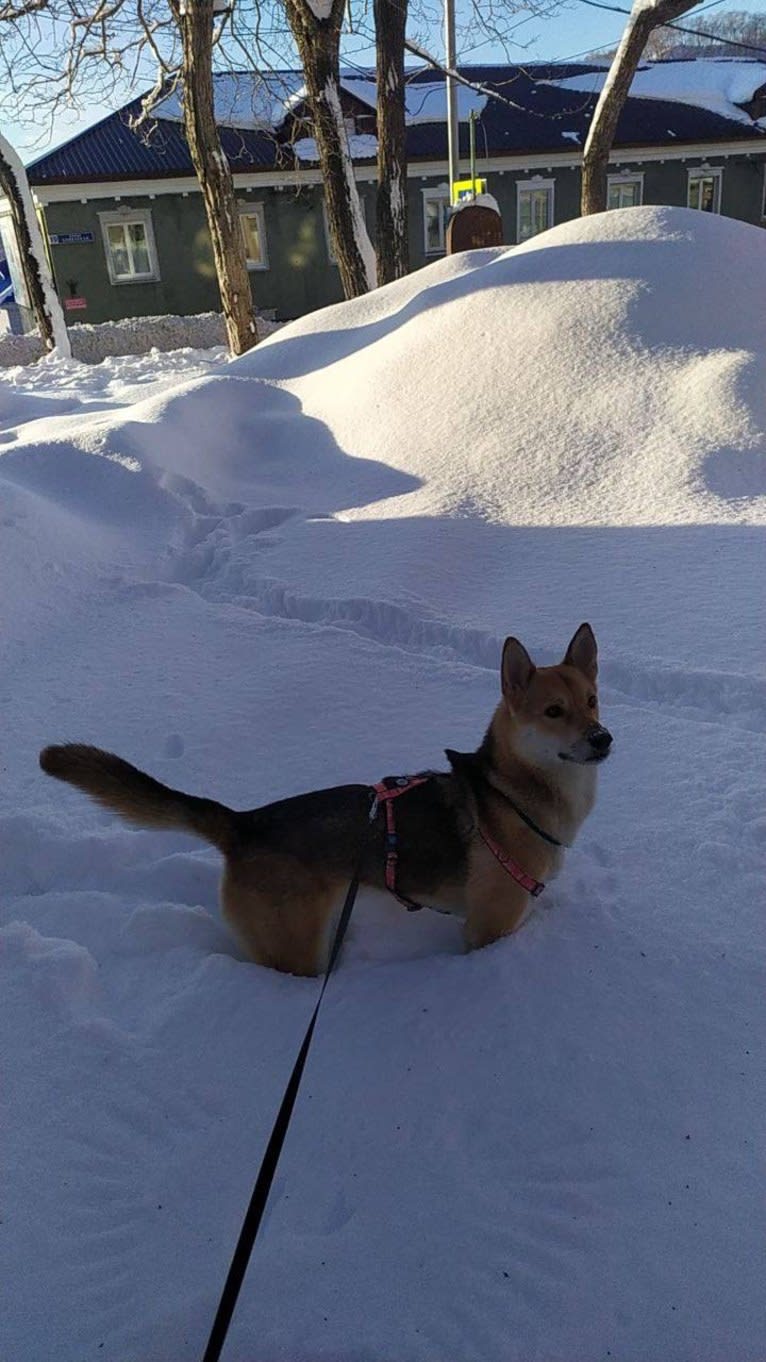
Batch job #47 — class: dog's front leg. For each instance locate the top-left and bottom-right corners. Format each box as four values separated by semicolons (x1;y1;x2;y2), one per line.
463;861;532;951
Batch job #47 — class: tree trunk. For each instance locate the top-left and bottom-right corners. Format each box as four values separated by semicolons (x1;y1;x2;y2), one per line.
374;0;409;285
0;130;71;357
582;0;702;215
285;0;375;299
177;0;259;354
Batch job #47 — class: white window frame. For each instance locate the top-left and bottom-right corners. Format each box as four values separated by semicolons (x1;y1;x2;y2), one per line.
238;202;269;271
607;172;644;210
516;177;554;243
99;208;160;285
422;184;451;255
687;166;723;214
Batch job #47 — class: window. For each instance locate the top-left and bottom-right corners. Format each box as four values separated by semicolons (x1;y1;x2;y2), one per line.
516;180;554;243
423;186;451;255
687;168;722;214
99;210;159;284
608;174;643;210
239;204;268;270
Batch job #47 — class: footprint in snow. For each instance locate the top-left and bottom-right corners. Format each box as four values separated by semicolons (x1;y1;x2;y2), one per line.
163;732;184;759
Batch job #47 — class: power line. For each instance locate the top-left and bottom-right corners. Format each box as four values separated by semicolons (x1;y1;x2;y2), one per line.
576;0;766;56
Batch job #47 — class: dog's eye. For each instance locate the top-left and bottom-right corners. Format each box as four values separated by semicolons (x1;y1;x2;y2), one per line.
588;695;597;709
545;705;564;719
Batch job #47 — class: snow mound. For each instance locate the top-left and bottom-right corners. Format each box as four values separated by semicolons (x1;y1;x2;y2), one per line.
239;205;766;525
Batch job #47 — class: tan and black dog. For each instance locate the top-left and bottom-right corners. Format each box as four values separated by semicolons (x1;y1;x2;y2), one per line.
39;623;611;975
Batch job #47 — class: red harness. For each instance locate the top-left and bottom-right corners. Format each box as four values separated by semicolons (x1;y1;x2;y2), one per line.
372;773;546;911
372;775;431;911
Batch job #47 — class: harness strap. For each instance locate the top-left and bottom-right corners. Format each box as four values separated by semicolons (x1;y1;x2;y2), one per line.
372;775;431;911
373;773;545;908
478;825;545;897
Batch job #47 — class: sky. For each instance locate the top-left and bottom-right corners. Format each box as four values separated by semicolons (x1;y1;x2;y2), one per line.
3;0;766;163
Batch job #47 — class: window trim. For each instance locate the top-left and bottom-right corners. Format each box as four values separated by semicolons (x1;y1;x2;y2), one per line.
99;208;160;285
238;201;269;271
515;176;555;243
687;165;723;214
607;171;644;209
422;184;451;256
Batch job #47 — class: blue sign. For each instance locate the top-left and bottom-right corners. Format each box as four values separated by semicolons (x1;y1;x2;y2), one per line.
48;231;94;245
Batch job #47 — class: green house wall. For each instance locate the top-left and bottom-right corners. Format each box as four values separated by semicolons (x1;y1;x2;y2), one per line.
42;151;766;328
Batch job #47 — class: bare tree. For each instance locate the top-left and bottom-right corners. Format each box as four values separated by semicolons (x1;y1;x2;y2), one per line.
1;0;258;354
646;8;766;57
170;0;259;353
0;126;71;355
374;0;408;285
582;0;703;215
281;0;375;297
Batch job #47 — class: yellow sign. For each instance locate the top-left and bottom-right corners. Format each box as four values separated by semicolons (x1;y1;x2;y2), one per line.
452;177;487;205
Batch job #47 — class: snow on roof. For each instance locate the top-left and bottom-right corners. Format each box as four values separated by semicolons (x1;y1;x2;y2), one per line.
342;77;487;124
545;58;766;127
154;70;306;130
293;134;378;163
155;71;487;132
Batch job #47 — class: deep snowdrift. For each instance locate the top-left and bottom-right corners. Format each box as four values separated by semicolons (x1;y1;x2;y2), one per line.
2;206;764;1362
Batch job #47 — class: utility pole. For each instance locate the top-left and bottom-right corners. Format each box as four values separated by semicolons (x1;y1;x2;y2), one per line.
444;0;459;198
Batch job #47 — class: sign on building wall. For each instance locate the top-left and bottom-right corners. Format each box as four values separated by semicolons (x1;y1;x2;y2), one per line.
64;297;87;311
48;232;95;245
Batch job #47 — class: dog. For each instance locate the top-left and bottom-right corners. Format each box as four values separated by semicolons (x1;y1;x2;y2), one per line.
39;623;611;976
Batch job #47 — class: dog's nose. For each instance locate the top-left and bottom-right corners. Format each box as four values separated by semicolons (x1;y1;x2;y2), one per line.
588;724;613;753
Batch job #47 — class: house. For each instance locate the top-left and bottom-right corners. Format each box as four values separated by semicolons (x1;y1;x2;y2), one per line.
8;59;766;328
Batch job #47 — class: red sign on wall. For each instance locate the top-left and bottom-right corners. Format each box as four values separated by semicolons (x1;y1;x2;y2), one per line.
64;297;87;311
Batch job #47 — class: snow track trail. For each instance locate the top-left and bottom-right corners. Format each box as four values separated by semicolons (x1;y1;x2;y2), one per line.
165;493;766;738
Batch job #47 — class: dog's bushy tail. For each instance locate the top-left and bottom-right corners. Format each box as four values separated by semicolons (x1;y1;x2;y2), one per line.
39;744;236;853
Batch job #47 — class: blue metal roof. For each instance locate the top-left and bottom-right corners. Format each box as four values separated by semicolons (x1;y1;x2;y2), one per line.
27;62;765;186
27;93;280;184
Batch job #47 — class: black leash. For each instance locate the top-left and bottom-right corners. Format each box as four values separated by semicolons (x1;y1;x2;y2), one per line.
200;794;378;1362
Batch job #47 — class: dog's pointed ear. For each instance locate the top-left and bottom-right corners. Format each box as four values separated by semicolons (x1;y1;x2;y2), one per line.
501;637;536;709
563;622;598;682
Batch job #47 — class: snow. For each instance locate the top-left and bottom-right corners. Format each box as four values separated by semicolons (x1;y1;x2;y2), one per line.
547;58;766;127
342;76;488;124
2;205;765;1361
0;310;282;368
155;71;488;135
452;191;501;215
155;71;307;131
293;133;378;163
